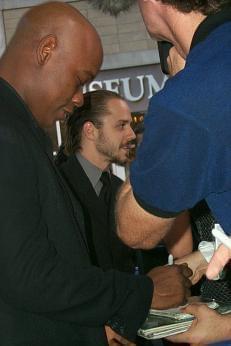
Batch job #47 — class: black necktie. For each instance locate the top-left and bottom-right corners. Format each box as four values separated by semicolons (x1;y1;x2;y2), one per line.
99;171;111;205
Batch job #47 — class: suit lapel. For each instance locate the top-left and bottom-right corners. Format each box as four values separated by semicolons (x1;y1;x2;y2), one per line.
60;156;116;268
27;124;90;251
0;79;89;252
61;155;108;221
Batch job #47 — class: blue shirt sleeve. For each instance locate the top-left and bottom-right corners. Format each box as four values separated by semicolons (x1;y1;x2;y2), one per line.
130;95;212;217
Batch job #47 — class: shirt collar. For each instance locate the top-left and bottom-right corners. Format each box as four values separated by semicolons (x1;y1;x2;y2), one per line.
190;7;231;51
76;152;103;189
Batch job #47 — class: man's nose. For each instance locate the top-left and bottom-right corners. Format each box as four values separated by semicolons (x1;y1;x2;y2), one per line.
72;89;84;107
128;126;136;141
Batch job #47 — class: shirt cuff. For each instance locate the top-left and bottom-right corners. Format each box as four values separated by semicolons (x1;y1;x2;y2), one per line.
198;241;215;263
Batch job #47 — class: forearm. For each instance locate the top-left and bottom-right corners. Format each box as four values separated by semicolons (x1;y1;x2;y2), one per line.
163;211;193;258
116;180;175;249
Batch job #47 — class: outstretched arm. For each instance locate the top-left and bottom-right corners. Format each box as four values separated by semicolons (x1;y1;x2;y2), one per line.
116;180;175;249
116;47;188;250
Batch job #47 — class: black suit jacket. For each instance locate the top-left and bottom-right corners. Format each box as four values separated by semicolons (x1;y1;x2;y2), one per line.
58;155;135;272
0;78;152;345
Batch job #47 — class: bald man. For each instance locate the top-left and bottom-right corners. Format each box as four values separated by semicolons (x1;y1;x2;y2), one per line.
0;2;193;346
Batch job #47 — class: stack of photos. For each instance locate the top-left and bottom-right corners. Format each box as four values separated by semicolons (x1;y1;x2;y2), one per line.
138;301;231;340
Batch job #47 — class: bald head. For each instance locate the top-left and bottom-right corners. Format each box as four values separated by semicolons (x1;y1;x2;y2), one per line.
13;2;97;49
0;1;103;128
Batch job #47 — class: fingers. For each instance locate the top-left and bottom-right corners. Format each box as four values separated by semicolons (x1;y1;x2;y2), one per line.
176;264;193;296
168;304;223;345
179;288;191;306
177;264;193;290
178;264;192;302
165;305;202;343
148;264;194;309
190;272;201;285
181;303;200;315
206;245;231;279
166;330;191;343
185;278;192;289
181;302;212;318
190;262;207;284
179;263;193;278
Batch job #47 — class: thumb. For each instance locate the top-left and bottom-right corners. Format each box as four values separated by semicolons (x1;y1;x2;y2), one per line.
190;271;201;285
206;245;230;279
206;260;222;279
181;303;204;318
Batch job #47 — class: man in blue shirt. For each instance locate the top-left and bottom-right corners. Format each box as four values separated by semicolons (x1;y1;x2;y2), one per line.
116;0;231;344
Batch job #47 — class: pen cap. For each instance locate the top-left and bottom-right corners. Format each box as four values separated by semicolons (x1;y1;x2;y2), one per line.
134;266;140;275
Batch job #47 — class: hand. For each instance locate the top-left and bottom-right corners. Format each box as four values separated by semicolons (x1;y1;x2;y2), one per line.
175;251;208;285
167;303;231;344
147;264;192;309
206;244;231;280
105;326;136;346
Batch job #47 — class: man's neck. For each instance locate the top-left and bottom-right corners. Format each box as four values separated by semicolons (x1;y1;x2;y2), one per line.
165;7;206;58
79;149;110;172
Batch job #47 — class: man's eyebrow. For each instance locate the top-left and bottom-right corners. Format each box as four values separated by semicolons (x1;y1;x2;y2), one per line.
115;119;133;126
116;119;130;123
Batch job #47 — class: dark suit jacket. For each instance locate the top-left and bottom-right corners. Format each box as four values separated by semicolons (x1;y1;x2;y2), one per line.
0;78;152;345
58;155;135;272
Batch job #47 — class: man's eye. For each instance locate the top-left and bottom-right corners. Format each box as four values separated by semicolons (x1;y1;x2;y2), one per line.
76;84;83;92
76;77;84;88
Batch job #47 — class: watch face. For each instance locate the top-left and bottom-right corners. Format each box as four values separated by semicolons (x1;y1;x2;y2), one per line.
157;41;173;75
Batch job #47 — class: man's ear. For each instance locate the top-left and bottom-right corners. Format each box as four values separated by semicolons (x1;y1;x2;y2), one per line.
83;121;96;140
36;34;57;65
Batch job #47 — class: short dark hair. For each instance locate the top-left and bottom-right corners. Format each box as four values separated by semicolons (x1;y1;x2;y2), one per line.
64;89;123;155
158;0;230;15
